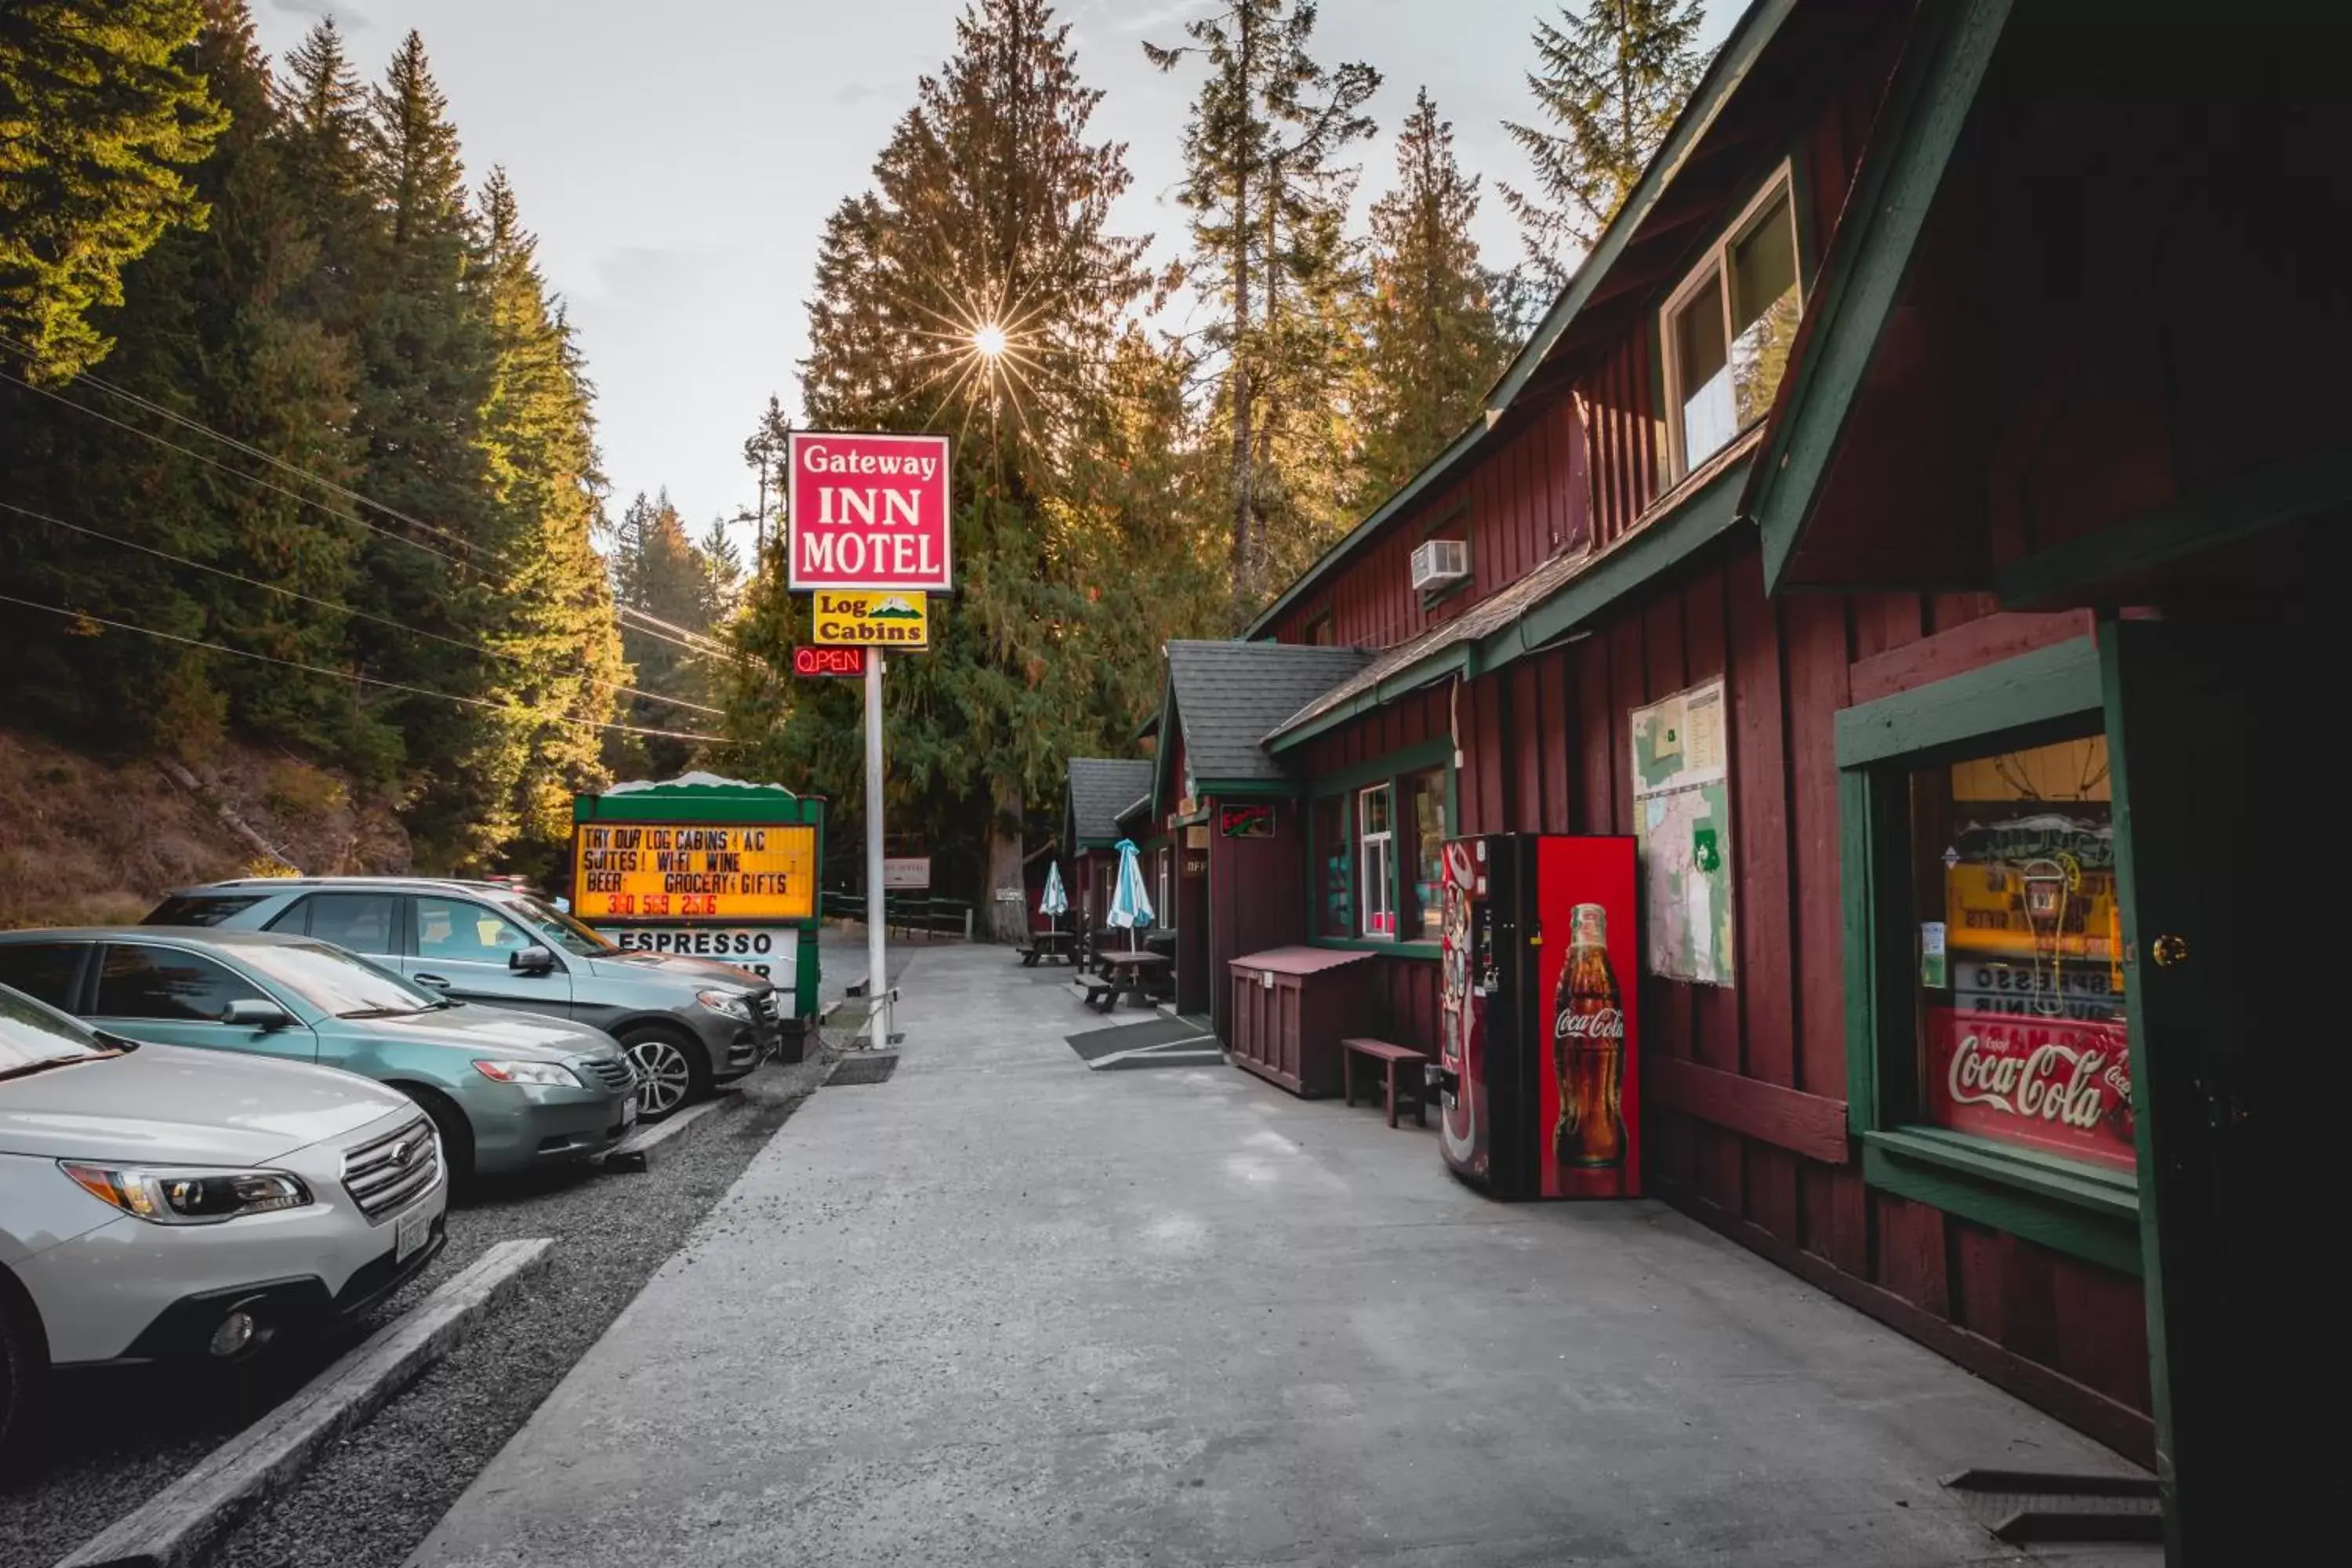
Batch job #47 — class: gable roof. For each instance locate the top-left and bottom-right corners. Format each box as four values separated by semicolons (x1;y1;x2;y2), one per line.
1164;641;1371;784
1240;0;1806;640
1065;758;1154;847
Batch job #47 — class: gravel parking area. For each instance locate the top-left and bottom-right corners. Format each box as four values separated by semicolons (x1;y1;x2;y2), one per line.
2;1055;826;1568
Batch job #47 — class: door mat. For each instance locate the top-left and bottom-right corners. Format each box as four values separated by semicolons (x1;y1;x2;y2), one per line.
826;1051;901;1086
1942;1468;2161;1546
1066;1017;1222;1072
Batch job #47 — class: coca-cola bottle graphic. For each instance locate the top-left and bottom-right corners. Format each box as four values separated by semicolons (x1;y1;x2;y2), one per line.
1553;902;1627;1171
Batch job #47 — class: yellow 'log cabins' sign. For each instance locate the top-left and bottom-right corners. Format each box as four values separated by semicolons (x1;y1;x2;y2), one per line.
572;822;817;921
811;590;929;648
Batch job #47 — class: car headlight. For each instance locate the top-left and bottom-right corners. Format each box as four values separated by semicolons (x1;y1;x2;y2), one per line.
696;989;753;1022
61;1162;311;1225
472;1059;585;1087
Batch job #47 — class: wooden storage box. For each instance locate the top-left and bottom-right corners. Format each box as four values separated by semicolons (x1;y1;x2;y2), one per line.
1225;947;1377;1098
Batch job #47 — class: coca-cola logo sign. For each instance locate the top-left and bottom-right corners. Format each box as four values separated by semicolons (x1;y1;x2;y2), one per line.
1925;1007;2134;1171
1554;1007;1625;1040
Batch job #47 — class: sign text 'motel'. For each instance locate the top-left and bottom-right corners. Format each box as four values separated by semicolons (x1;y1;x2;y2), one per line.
786;431;953;593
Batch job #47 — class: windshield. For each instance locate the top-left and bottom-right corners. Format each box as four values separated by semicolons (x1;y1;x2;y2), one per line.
505;895;618;956
0;983;115;1074
234;941;445;1018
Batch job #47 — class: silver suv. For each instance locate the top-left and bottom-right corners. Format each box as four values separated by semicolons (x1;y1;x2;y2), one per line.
144;878;776;1120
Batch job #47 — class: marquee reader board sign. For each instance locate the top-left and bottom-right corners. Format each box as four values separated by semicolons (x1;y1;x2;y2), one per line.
786;431;953;592
811;590;930;648
570;775;826;1025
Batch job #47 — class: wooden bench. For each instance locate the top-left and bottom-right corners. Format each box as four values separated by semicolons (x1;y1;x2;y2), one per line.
1341;1037;1431;1128
1080;976;1123;1013
1017;931;1072;967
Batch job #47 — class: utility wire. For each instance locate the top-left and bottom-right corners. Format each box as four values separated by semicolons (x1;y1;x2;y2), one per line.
0;497;728;717
0;590;728;745
2;357;751;669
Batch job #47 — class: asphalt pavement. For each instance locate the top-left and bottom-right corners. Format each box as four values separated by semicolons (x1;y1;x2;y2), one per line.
406;942;2155;1568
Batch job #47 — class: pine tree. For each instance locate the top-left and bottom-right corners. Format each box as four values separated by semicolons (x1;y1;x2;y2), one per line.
1148;0;1378;608
1501;0;1708;298
612;490;717;779
0;0;227;379
1354;89;1513;509
470;167;628;870
783;0;1156;941
0;0;372;759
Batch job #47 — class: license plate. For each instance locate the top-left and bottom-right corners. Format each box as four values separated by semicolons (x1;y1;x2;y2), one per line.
395;1203;430;1264
621;1090;639;1127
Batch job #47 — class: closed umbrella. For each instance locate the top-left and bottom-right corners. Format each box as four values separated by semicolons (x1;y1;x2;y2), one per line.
1038;862;1068;934
1105;837;1155;951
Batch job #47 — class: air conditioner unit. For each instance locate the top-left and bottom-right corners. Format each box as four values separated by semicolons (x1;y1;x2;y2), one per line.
1410;537;1469;593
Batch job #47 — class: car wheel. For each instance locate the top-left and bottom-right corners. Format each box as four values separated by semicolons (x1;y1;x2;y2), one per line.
1;1269;47;1463
619;1026;707;1122
395;1083;476;1188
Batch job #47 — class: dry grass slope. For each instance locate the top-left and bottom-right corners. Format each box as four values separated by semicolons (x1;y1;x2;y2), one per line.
0;728;411;930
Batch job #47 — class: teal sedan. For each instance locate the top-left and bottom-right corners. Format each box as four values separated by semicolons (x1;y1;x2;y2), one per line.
0;929;637;1181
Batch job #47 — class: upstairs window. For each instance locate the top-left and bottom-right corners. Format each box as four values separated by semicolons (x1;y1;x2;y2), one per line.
1663;167;1801;480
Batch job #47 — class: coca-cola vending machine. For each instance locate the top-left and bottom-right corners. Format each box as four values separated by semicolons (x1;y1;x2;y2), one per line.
1430;833;1640;1200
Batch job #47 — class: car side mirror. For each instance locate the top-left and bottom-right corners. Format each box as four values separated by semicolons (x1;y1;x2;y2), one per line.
510;945;557;975
221;999;292;1030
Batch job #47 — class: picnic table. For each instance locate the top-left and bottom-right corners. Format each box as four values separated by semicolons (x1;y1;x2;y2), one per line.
1086;949;1171;1012
1017;929;1075;967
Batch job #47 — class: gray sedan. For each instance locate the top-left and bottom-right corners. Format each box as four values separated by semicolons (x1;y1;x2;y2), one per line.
0;930;636;1181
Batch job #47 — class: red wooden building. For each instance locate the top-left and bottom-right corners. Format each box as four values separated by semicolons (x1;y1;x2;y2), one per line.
1112;4;2330;1557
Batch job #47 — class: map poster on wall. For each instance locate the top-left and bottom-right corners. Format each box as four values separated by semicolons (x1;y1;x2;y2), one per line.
1629;678;1737;986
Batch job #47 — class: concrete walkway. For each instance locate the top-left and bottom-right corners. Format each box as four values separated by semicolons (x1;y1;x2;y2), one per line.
409;944;2149;1568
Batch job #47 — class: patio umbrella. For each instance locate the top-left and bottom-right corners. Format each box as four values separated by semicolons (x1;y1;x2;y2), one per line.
1105;837;1155;952
1038;862;1068;926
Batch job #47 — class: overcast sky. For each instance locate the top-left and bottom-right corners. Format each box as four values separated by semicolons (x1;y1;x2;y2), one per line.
249;0;1732;554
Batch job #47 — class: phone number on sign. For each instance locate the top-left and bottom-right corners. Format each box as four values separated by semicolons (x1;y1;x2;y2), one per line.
599;893;723;918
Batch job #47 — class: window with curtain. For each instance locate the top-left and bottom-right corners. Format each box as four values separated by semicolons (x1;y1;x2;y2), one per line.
1662;169;1801;479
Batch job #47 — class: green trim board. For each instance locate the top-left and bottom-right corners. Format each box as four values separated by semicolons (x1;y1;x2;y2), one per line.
1751;0;2018;594
1240;0;1802;642
1269;648;1475;754
1307;739;1454;800
1312;938;1441;960
1996;441;2352;609
1834;635;2103;766
1835;638;2136;1273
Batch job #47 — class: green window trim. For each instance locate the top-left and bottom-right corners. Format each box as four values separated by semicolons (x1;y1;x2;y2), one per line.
1836;634;2140;1274
1306;739;1456;953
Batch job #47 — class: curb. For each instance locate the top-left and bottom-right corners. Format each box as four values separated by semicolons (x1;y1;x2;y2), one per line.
601;1094;729;1163
56;1237;556;1568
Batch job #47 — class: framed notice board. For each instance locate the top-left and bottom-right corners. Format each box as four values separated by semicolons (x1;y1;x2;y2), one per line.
571;777;826;1023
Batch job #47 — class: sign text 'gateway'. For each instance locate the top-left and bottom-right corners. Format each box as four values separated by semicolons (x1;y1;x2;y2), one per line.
786;431;953;592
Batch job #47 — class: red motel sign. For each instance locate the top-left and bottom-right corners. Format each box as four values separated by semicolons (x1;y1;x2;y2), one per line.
786;431;953;593
793;645;868;678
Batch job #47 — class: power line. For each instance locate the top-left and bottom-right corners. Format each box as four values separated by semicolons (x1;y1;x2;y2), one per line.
0;497;728;717
0;589;729;746
2;354;753;670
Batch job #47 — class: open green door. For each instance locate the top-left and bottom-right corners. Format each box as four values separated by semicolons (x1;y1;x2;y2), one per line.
2102;615;2310;1563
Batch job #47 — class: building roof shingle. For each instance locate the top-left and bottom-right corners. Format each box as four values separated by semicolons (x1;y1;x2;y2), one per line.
1165;640;1371;784
1065;758;1155;845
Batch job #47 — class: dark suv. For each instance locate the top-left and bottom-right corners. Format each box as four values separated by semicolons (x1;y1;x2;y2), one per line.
144;878;777;1120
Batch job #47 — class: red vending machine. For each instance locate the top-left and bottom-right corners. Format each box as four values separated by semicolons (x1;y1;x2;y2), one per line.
1431;833;1640;1200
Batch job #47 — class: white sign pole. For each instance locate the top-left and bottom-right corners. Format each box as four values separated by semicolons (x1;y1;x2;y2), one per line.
864;648;891;1044
862;650;891;1043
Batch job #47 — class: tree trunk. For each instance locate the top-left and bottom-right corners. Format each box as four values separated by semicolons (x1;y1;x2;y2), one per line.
984;771;1029;945
1229;0;1257;611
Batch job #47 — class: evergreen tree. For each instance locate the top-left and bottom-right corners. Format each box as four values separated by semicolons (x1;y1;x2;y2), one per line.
471;167;628;870
775;0;1158;940
347;29;501;867
0;0;372;759
1148;0;1378;609
1;0;227;379
611;490;717;779
1354;89;1513;509
1501;0;1708;298
695;517;743;622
